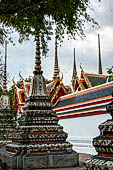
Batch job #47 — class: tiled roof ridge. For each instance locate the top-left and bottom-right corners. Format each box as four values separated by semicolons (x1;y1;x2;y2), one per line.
85;73;107;78
55;81;113;101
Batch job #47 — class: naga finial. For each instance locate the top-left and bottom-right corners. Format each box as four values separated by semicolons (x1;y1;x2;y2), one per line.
19;71;23;80
12;77;16;88
80;63;83;72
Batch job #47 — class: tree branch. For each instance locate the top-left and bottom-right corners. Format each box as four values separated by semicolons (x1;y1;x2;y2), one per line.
0;0;46;17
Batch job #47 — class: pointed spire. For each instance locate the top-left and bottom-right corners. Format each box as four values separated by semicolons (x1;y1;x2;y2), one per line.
33;34;43;75
98;34;103;74
3;41;7;93
30;34;47;96
72;48;77;80
53;37;59;80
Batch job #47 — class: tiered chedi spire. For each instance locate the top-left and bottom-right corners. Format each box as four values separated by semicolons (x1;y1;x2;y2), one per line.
0;42;15;143
72;48;77;80
0;42;9;108
98;34;103;74
72;48;79;92
3;42;7;94
53;37;59;80
4;34;78;169
30;34;47;97
34;35;43;76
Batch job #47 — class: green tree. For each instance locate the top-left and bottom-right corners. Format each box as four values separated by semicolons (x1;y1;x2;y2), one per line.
107;66;113;81
0;107;15;142
8;87;14;113
25;76;32;83
45;78;52;84
0;0;100;55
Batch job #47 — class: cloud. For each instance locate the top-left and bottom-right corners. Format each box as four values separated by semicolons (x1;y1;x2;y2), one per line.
1;0;113;87
90;0;113;27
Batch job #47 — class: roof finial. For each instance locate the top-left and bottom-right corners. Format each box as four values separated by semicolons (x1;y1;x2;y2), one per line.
12;77;17;88
53;36;59;80
19;71;24;89
19;71;23;80
98;34;103;74
80;63;83;72
33;34;43;75
72;48;77;80
3;41;7;93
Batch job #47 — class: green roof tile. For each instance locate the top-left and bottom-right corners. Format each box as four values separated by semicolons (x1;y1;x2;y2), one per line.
87;76;107;87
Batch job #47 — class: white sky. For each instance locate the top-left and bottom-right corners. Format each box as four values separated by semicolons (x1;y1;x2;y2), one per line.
1;0;113;88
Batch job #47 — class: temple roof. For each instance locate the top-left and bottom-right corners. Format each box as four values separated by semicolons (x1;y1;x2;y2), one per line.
46;81;54;91
55;82;113;108
53;81;113;119
72;63;108;93
65;86;72;94
85;73;107;87
46;73;72;104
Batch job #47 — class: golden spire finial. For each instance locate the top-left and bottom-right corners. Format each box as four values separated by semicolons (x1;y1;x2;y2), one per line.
80;63;83;72
56;67;60;78
19;71;23;80
12;77;17;88
60;73;63;85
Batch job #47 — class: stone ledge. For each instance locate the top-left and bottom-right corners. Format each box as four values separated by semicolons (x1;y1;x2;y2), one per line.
0;148;78;170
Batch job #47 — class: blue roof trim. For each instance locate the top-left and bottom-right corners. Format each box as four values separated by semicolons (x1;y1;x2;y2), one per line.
55;85;113;108
57;104;106;115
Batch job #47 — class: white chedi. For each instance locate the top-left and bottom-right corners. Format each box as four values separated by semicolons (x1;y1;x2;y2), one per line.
0;94;9;109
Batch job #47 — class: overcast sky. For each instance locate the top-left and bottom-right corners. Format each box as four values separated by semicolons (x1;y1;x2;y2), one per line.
1;0;113;88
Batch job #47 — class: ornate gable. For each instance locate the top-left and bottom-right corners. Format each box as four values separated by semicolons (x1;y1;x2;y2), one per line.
46;73;70;105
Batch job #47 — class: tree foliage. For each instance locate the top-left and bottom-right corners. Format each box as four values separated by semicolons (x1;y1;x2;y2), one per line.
45;78;52;84
0;0;100;55
8;87;14;112
0;107;15;141
107;66;113;81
